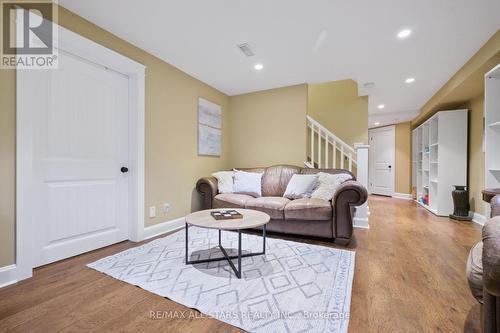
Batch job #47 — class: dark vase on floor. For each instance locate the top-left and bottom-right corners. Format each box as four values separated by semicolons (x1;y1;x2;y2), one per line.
450;185;472;221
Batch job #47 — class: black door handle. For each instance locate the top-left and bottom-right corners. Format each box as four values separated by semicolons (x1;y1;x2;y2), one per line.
388;165;392;169
121;167;129;173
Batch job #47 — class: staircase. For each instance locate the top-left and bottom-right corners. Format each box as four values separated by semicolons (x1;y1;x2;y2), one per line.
305;115;370;228
305;115;357;172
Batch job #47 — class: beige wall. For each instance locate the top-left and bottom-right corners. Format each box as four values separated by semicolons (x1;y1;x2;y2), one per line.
395;122;412;194
228;85;307;167
307;79;368;146
0;70;16;267
411;31;499;216
467;96;486;215
0;7;231;266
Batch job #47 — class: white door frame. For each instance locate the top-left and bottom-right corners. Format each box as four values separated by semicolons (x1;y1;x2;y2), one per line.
16;19;146;281
368;125;396;196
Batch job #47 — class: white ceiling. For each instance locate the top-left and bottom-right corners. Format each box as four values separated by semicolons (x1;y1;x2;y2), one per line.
60;0;500;127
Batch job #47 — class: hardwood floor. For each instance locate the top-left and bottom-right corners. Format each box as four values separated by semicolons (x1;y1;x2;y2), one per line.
0;196;483;332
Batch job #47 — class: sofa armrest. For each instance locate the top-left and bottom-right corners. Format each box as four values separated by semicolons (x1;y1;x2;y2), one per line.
332;180;368;242
483;216;500;297
196;177;218;210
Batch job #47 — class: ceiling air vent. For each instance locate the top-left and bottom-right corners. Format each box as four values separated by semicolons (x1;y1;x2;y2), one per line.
237;43;255;57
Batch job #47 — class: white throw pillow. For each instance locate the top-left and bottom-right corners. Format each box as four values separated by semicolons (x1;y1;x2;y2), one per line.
232;170;263;197
283;174;319;199
311;172;353;201
212;171;234;193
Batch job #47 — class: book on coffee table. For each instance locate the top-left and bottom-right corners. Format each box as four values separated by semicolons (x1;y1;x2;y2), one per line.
210;210;243;220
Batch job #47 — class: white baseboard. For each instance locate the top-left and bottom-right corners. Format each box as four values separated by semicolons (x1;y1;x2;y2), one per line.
353;217;370;229
393;192;412;200
0;264;18;288
141;217;185;241
0;218;186;289
472;212;487;226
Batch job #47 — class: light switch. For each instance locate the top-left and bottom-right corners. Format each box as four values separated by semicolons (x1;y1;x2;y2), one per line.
149;206;156;218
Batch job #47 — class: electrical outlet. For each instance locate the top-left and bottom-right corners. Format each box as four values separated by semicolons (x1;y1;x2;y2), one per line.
162;203;171;214
149;206;156;218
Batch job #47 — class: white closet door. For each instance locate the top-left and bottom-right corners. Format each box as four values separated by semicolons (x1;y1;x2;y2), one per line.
369;126;395;196
30;50;130;266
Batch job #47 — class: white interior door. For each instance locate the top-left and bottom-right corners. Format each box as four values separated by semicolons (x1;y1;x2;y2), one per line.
369;126;395;196
30;50;130;267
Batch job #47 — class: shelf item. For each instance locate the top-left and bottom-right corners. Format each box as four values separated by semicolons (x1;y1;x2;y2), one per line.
411;110;468;217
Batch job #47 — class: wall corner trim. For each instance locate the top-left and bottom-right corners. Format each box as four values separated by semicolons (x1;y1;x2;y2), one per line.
0;264;18;289
393;192;412;200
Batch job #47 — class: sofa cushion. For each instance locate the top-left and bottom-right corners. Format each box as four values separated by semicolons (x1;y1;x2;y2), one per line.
245;197;290;220
213;193;254;208
284;198;332;221
466;241;483;304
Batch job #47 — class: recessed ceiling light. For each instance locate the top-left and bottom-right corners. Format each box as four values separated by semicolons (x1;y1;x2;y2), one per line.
377;104;385;109
405;77;415;83
397;29;412;39
374;122;380;126
254;63;263;71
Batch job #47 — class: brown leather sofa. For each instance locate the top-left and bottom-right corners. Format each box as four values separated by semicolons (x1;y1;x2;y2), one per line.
196;165;368;244
467;195;500;332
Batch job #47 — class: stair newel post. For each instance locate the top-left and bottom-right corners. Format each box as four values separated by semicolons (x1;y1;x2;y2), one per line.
354;143;369;228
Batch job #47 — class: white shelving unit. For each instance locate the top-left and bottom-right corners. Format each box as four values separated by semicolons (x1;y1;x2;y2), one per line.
485;64;500;217
412;110;468;216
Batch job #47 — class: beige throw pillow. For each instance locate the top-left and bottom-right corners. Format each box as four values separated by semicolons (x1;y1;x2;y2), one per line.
212;171;234;193
283;174;319;199
310;172;353;201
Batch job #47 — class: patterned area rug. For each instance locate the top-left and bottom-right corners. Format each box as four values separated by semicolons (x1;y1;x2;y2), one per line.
88;226;355;333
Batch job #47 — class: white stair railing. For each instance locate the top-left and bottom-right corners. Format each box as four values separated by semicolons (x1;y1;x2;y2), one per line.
306;115;357;172
305;115;370;228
